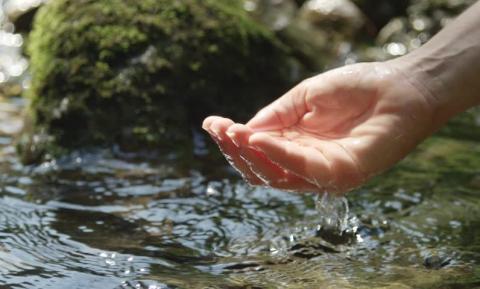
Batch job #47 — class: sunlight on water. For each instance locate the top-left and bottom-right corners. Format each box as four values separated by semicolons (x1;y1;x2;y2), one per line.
314;192;357;235
0;92;476;288
267;192;360;258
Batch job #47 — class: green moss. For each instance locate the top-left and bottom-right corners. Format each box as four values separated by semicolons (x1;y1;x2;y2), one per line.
21;0;294;163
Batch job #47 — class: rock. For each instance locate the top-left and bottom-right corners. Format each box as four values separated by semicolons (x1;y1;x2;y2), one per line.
270;0;366;71
423;255;451;270
19;0;296;163
243;0;298;31
299;0;366;36
5;0;47;34
353;0;410;32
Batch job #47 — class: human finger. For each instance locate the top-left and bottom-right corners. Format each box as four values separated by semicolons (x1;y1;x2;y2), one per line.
227;124;319;192
203;116;263;185
246;80;310;131
248;132;335;191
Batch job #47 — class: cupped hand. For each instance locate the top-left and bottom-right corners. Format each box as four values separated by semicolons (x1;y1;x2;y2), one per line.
203;62;435;195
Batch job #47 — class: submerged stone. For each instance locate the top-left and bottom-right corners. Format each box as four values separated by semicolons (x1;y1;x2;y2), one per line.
19;0;296;163
424;255;452;270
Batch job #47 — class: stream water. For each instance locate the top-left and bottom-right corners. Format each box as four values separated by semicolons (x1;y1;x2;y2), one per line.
0;93;477;288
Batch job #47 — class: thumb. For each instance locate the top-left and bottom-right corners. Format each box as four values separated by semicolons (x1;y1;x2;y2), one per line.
247;83;308;131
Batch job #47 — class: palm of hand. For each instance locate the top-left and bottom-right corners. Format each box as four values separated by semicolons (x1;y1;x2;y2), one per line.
203;62;432;194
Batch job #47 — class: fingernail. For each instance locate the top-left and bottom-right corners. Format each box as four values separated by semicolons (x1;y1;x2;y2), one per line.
248;145;263;152
207;129;221;141
226;131;240;148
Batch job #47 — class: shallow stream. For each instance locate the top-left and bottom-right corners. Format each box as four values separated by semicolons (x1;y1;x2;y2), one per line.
0;95;478;289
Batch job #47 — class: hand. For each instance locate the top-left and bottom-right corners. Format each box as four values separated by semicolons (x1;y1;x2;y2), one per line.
202;62;434;194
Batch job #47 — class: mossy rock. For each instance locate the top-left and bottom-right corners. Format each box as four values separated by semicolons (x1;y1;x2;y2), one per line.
19;0;295;163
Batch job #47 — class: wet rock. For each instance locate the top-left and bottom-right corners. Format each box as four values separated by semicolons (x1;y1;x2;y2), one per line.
314;227;356;245
423;255;451;270
19;0;296;163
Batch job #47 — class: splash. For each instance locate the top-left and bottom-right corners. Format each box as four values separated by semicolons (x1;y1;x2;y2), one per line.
269;192;360;257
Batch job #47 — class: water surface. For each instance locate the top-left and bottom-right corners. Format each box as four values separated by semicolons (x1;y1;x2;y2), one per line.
0;95;478;289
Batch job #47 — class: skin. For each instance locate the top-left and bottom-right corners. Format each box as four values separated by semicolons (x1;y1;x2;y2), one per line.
203;1;480;195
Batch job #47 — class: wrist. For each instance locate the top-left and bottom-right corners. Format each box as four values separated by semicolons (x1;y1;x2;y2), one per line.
387;52;478;134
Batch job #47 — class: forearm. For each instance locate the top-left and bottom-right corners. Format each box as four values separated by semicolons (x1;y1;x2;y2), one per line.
390;0;480;132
